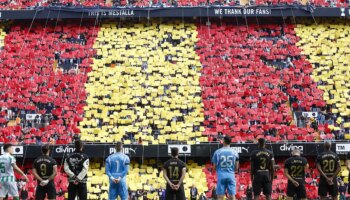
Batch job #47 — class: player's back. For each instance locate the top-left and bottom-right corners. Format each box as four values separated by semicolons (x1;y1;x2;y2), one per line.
212;147;239;177
163;158;186;184
250;148;274;175
66;152;89;182
317;151;339;181
106;153;130;181
33;155;56;182
284;156;307;181
0;153;15;182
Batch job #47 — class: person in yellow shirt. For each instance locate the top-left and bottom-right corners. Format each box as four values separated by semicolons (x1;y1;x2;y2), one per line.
15;116;21;126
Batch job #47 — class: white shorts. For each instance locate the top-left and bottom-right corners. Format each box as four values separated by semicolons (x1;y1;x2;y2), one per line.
0;182;18;197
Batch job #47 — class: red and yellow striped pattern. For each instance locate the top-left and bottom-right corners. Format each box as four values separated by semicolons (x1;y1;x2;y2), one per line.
80;21;206;144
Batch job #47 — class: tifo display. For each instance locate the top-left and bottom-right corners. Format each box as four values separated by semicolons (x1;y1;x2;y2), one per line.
0;3;350;198
0;20;346;145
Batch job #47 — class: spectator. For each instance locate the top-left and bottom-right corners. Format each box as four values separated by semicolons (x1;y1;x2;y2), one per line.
157;187;165;200
190;184;198;200
130;190;137;200
339;179;346;200
161;188;166;200
246;184;253;200
20;187;28;200
278;194;287;200
15;115;21;126
211;186;217;200
199;193;207;200
138;137;143;145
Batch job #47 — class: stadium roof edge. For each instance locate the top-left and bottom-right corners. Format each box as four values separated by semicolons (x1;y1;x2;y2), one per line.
0;6;348;19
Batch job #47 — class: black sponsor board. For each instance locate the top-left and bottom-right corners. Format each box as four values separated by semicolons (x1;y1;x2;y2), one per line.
0;6;347;19
0;142;348;158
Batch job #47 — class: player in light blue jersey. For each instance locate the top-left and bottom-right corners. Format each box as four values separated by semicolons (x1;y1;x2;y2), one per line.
106;142;130;200
212;136;239;200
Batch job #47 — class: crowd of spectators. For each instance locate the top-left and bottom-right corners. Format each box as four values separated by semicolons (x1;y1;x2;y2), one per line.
294;21;350;140
196;22;332;142
0;19;349;144
78;21;207;144
0;22;97;144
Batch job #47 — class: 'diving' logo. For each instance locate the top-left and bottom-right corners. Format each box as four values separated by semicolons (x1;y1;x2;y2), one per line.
109;147;136;155
55;146;75;154
280;144;303;152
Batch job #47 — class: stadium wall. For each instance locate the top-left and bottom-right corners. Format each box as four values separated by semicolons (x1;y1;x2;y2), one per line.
1;142;349;158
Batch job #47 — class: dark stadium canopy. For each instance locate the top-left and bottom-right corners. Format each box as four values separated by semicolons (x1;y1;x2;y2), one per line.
0;6;348;19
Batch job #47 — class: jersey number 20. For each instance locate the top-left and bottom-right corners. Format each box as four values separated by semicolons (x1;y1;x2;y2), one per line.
322;160;335;173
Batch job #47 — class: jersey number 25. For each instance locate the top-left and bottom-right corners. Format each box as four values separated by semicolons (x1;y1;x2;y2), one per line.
220;156;234;168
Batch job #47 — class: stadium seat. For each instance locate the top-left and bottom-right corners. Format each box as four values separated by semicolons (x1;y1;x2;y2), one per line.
17;167;68;200
0;20;341;144
84;160;208;199
79;21;206;144
295;20;350;138
0;0;50;10
0;22;98;144
204;160;321;199
196;22;326;141
0;25;5;49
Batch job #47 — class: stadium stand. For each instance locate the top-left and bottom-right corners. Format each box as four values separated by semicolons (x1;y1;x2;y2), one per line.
196;22;327;142
0;18;349;198
79;21;206;144
0;20;338;144
84;160;207;199
0;0;50;10
18;166;68;200
295;20;350;140
204;159;320;199
0;25;5;50
0;22;98;144
340;159;349;184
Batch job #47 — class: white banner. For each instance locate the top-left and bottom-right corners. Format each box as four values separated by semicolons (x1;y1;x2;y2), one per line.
0;146;23;156
26;114;41;120
302;112;318;118
336;143;350;153
168;145;191;155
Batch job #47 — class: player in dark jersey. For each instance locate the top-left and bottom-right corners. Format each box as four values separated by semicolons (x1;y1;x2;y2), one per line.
64;140;89;200
163;147;187;200
32;144;57;200
346;150;350;194
284;149;309;200
250;138;274;200
317;141;341;200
